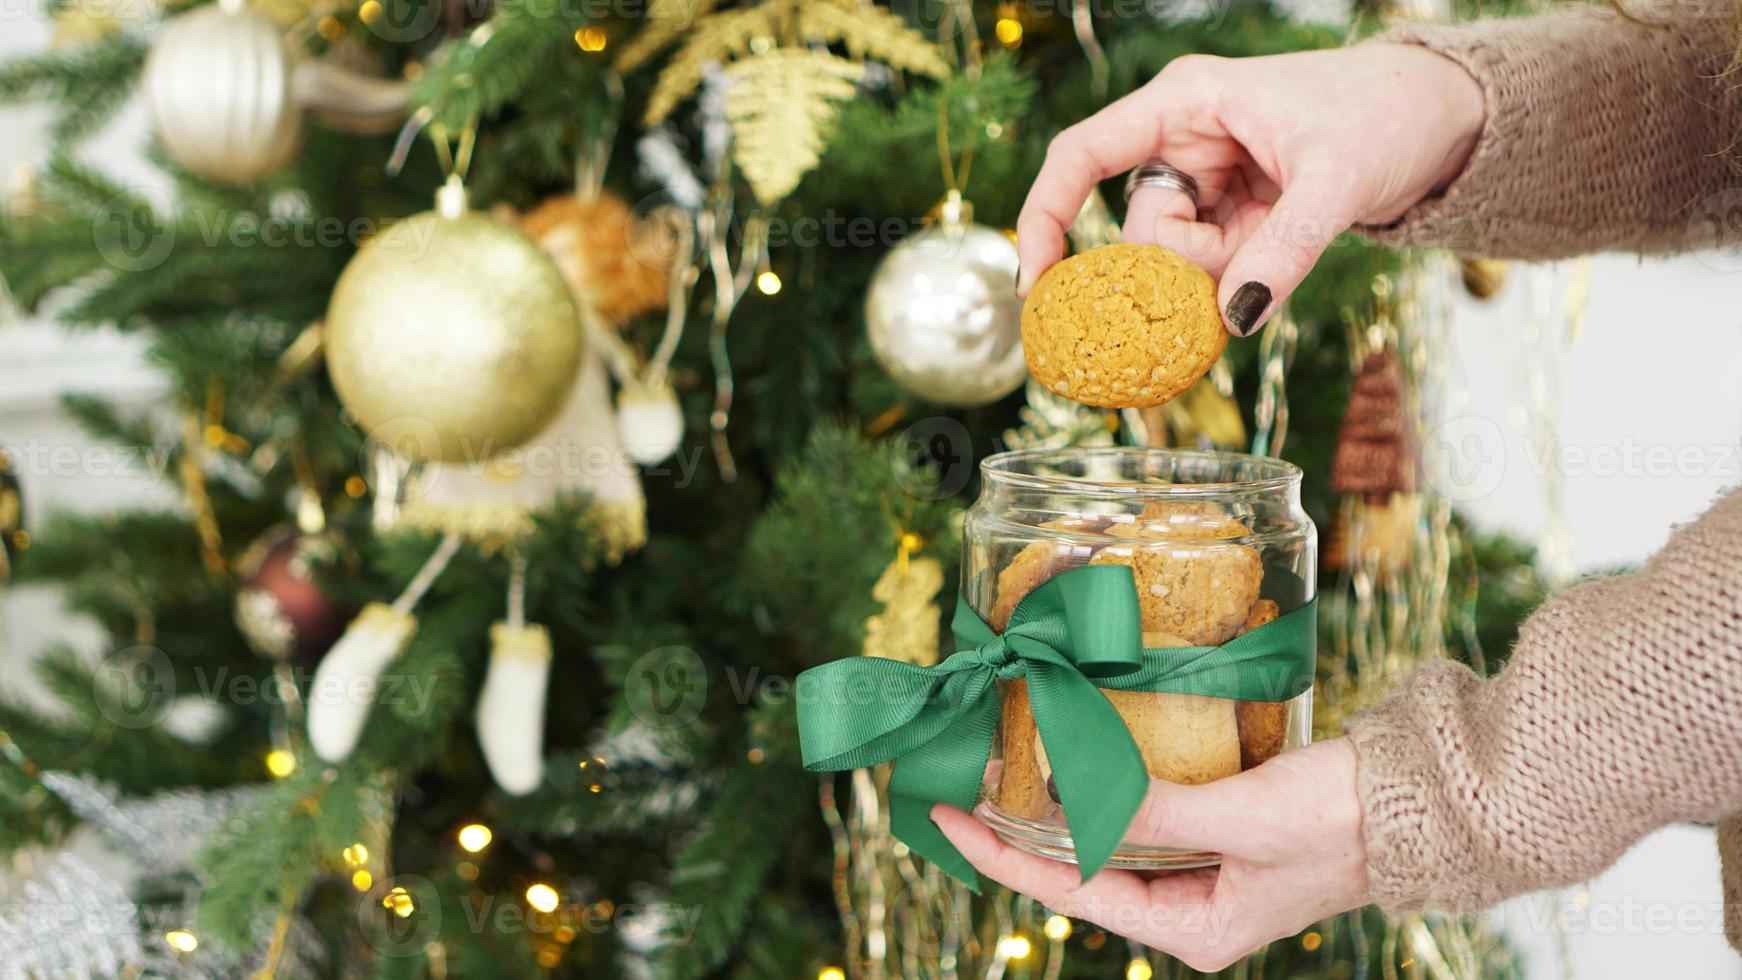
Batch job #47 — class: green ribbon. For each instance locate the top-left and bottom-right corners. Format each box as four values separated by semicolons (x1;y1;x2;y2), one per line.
796;563;1315;888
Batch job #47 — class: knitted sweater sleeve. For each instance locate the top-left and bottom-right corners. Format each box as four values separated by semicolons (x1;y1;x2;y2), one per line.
1347;485;1742;912
1356;4;1742;260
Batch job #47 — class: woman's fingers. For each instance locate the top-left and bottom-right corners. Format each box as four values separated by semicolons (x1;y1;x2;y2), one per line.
1015;86;1171;295
930;804;1251;969
1121;776;1259;854
1120;183;1237;275
930;804;1148;911
1215;174;1356;336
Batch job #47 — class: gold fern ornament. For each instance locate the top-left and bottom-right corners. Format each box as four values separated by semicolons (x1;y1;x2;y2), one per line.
862;551;944;666
632;0;948;204
726;50;863;204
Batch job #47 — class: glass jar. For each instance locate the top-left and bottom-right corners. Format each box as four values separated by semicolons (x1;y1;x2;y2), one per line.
963;447;1315;869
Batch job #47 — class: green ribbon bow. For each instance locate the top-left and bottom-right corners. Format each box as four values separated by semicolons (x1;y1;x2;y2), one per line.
796;563;1315;888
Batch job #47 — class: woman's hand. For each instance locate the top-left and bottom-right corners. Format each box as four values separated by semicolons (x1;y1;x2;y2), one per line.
1018;45;1485;335
931;737;1370;972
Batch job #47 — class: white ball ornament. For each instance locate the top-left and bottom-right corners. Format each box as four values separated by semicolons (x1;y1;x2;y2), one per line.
141;0;303;185
615;381;685;466
865;193;1027;408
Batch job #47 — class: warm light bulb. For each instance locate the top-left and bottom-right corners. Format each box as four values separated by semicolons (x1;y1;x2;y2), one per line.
994;17;1022;46
998;935;1032;960
1044;914;1072;941
458;823;493;853
342;843;369;867
526;883;561;913
352;870;373;891
1126;959;1153;980
265;749;296;778
756;270;782;295
818;969;846;980
383;886;415;918
165;930;199;953
574;26;607;52
1302;930;1323;951
358;0;383;23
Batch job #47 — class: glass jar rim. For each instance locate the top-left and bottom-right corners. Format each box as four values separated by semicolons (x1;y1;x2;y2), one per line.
979;446;1302;495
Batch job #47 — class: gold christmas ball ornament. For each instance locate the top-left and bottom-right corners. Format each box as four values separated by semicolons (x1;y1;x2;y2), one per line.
325;181;583;463
865;195;1026;408
141;0;303;184
1459;257;1511;301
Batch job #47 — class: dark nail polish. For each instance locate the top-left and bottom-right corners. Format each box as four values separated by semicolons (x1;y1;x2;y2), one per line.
1045;776;1059;804
1225;281;1272;336
928;815;942;831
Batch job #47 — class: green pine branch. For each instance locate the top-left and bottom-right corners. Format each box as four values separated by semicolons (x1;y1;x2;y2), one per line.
0;33;147;143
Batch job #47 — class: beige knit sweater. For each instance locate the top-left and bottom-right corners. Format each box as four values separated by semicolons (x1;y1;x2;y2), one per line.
1345;2;1742;946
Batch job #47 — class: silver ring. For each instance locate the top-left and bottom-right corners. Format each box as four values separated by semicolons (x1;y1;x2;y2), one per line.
1124;163;1200;208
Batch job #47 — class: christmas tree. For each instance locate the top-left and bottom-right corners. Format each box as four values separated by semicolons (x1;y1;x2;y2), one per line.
0;0;1545;976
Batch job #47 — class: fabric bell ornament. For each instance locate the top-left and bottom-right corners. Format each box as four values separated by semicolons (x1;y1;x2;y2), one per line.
307;534;460;761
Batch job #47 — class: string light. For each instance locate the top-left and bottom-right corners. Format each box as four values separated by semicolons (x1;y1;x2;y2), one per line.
574;26;607;52
1126;958;1153;980
383;886;415;918
998;935;1032;960
165;930;199;953
818;969;846;980
352;870;373;891
993;5;1022;47
264;749;296;778
358;0;383;24
756;270;782;296
526;883;561;913
1044;914;1072;941
1301;930;1322;951
458;823;494;853
342;843;369;867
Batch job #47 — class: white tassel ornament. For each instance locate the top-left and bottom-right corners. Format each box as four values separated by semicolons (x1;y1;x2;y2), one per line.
475;622;553;795
306;603;416;762
306;534;459;762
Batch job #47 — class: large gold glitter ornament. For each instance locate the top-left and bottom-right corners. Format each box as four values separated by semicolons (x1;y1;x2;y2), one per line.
326;180;582;463
141;0;303;184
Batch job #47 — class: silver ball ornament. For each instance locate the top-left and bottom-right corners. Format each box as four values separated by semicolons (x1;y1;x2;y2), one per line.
865;201;1026;407
141;0;303;185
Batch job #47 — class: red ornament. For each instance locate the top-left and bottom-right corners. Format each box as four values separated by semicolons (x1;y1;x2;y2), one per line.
234;526;351;665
